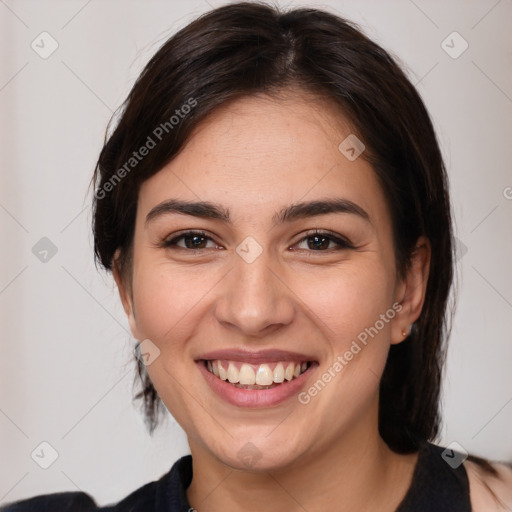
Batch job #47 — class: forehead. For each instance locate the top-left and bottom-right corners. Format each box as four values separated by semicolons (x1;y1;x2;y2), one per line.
138;93;390;228
182;92;351;173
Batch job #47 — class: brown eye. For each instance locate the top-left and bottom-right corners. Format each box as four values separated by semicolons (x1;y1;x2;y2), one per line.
293;231;354;252
306;235;331;251
163;231;220;250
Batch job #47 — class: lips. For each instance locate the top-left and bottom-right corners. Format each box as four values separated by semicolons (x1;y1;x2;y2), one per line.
196;349;317;407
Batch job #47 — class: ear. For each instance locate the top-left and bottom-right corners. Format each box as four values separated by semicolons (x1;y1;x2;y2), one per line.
391;236;431;345
112;249;139;339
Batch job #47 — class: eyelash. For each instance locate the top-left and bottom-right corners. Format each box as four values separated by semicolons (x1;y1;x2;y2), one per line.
161;229;354;253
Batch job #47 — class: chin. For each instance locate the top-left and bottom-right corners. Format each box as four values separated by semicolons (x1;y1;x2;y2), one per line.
199;425;311;472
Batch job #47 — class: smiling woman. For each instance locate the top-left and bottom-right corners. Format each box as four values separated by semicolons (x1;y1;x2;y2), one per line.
2;2;511;512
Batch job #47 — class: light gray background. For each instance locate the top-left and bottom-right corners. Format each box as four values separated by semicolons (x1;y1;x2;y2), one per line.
1;0;511;506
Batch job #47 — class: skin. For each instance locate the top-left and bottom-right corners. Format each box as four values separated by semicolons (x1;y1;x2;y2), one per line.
114;91;441;511
467;461;512;511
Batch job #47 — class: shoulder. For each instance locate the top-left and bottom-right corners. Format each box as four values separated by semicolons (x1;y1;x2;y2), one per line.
0;455;193;512
0;481;159;512
465;459;512;511
0;492;99;511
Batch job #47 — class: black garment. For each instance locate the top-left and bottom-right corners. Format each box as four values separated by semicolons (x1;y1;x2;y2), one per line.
0;442;471;511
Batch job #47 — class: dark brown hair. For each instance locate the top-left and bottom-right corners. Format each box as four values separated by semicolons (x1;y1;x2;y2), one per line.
94;1;459;457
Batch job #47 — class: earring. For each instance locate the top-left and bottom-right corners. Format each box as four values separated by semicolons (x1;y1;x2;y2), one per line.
402;328;409;337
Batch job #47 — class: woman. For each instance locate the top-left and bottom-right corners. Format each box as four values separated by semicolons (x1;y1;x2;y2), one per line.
2;2;511;511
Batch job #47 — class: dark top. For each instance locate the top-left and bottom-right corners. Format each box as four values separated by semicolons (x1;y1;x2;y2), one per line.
0;442;471;511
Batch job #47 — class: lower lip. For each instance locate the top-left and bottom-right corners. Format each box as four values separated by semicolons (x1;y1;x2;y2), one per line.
197;361;316;408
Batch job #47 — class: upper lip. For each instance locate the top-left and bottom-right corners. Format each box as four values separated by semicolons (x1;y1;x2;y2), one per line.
197;349;316;364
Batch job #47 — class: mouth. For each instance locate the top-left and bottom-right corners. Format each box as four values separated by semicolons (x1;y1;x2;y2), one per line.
203;359;312;390
196;350;317;407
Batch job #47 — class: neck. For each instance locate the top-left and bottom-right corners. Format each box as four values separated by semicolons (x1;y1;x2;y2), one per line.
186;405;419;511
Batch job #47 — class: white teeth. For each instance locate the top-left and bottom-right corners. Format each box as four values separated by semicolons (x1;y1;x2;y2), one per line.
227;362;239;383
218;361;227;380
255;364;273;386
239;364;256;385
208;360;309;386
285;362;295;381
273;363;285;383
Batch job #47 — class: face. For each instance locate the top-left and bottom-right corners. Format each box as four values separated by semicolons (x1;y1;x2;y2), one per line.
116;92;426;471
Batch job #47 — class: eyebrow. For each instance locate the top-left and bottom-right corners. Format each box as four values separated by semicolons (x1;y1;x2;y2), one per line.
145;198;370;226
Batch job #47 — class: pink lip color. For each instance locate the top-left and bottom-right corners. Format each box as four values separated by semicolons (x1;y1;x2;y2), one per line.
197;360;316;408
198;348;314;364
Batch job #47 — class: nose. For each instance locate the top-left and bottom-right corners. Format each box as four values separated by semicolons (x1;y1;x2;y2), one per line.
213;248;295;338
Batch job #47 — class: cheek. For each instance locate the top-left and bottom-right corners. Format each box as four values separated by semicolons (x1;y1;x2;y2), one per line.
298;260;395;347
130;262;221;432
131;259;219;344
299;267;395;402
295;259;395;414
